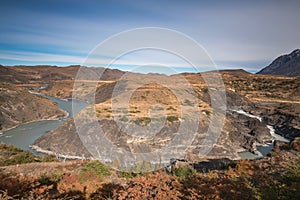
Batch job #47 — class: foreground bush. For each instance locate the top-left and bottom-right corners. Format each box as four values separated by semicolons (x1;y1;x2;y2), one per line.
0;145;299;199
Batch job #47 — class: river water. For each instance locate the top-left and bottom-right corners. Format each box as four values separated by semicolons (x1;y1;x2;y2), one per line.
233;109;290;159
0;93;87;154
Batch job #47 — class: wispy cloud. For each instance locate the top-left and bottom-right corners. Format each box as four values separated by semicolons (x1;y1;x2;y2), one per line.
0;0;299;73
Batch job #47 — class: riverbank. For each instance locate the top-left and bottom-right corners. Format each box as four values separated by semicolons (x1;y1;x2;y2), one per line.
0;92;88;154
0;91;70;133
29;145;89;160
0;113;68;133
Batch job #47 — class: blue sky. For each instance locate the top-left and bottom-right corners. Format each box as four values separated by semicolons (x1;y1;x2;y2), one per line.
0;0;300;74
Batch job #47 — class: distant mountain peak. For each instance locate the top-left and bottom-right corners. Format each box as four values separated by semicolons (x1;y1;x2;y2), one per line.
257;49;300;77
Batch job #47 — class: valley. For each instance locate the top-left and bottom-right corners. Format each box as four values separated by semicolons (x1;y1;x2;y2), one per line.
0;50;299;199
0;62;299;164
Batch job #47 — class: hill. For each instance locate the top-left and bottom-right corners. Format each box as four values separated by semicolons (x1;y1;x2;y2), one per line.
0;82;66;131
257;49;300;76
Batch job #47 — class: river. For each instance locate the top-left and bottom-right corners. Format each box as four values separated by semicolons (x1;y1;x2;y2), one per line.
0;93;88;155
233;109;290;159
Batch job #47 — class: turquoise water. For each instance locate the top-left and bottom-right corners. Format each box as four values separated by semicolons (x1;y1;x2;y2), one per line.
238;145;274;159
0;93;87;154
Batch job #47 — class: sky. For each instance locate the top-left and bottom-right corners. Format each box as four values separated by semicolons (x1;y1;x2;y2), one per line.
0;0;300;74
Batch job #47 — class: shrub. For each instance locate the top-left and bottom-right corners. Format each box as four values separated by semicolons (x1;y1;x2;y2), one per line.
117;171;136;179
80;160;111;180
173;166;195;179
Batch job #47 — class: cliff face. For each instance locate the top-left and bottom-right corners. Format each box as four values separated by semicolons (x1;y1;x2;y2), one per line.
257;49;300;77
0;82;65;131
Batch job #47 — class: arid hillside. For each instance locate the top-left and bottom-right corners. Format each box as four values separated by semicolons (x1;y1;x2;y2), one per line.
34;70;299;162
0;82;66;131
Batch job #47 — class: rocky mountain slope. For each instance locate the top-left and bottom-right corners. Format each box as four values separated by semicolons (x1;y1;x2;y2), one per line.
0;82;66;131
257;49;300;76
33;72;277;162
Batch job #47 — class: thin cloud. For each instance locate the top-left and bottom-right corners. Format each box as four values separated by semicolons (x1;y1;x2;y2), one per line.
0;0;299;73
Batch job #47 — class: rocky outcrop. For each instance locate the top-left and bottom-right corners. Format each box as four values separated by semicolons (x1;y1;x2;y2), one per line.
32;118;91;157
261;103;300;140
257;49;300;77
33;93;272;162
226;111;271;153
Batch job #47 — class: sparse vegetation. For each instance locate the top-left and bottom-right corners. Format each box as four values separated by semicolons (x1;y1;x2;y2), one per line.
119;116;129;122
173;165;196;179
80;160;111;180
184;99;194;106
0;144;58;166
0;145;299;199
167;106;176;111
166;115;179;122
135;117;151;125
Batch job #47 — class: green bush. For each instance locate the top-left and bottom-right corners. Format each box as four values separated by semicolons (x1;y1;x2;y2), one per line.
117;171;136;179
38;172;63;186
81;160;111;179
173;166;195;179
